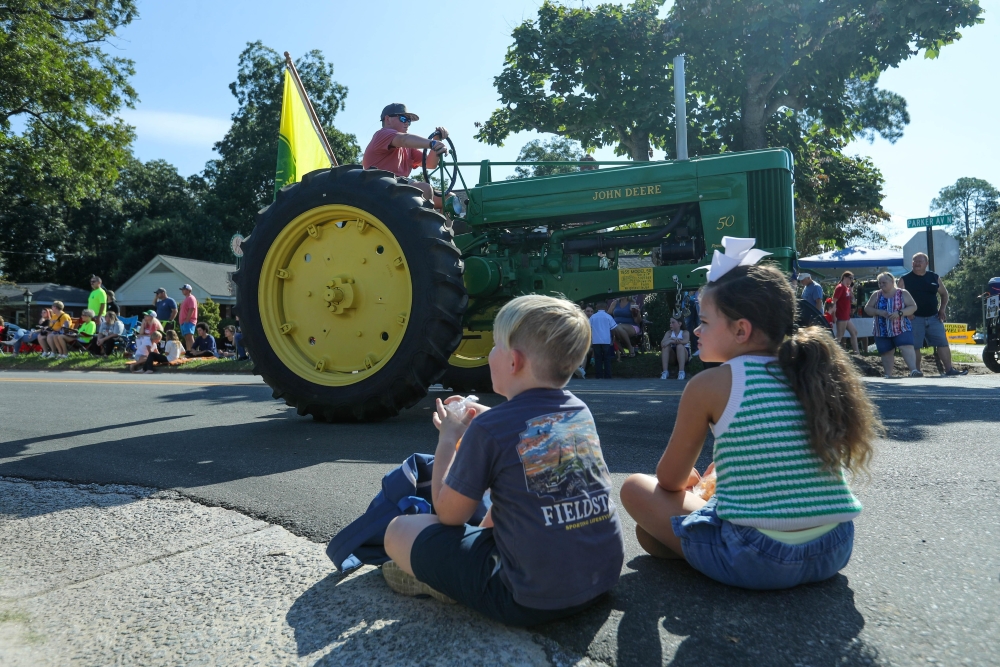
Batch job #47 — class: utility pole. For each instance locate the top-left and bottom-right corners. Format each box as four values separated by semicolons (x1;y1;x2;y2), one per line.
673;55;688;160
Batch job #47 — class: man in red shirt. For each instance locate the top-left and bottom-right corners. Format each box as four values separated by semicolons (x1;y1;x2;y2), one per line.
832;271;860;354
362;103;449;207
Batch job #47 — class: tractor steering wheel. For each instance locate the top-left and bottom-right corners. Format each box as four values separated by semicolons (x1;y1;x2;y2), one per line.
421;131;458;198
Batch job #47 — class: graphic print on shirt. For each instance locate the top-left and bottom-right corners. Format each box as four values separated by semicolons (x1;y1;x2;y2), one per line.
516;410;614;529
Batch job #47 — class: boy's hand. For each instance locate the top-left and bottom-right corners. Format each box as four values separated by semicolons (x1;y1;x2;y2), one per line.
432;397;477;444
449;395;491;417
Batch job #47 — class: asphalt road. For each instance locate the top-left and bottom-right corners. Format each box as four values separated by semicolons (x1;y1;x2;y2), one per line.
1;370;998;666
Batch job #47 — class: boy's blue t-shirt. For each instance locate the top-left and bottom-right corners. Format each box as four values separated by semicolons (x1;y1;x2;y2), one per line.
445;387;624;610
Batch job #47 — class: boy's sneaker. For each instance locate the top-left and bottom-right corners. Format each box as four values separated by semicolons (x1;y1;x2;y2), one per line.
944;368;968;376
660;371;668;380
40;352;51;358
678;371;686;380
909;369;924;377
58;354;69;359
381;560;456;604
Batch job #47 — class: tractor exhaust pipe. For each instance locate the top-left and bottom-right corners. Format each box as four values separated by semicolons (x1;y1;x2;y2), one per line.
674;55;688;160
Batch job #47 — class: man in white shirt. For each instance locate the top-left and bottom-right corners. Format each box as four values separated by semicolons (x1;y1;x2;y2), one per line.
589;301;618;379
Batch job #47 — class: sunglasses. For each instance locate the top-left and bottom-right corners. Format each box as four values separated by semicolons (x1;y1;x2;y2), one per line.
397;115;412;124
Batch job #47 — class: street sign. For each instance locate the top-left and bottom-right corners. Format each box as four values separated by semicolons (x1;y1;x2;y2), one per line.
906;215;953;229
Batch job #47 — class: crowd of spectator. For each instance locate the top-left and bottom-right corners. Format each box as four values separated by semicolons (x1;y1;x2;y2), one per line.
0;276;248;373
575;293;701;381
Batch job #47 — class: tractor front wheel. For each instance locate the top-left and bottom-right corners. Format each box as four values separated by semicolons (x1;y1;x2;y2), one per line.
235;166;467;421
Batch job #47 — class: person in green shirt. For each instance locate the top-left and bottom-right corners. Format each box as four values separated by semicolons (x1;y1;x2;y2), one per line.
88;275;108;318
76;310;97;344
61;309;97;355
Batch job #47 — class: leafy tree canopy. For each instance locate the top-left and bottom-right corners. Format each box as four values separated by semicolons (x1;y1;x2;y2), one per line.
202;42;360;236
0;1;137;207
931;177;999;243
0;156;218;287
476;0;695;161
944;210;999;326
509;137;584;179
670;0;983;150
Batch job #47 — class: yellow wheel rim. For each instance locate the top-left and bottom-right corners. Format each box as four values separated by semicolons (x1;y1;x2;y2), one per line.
258;205;412;386
449;329;493;369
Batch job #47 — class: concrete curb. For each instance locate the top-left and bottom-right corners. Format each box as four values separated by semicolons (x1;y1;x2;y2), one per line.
0;478;602;667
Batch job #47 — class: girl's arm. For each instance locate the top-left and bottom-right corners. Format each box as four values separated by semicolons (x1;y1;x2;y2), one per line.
606;300;617;315
655;366;731;491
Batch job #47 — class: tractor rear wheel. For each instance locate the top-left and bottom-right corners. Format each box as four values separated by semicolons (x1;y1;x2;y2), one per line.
235;166;467;421
439;329;494;393
985;345;1000;373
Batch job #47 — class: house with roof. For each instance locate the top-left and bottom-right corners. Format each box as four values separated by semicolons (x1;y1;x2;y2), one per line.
114;255;237;317
0;283;92;326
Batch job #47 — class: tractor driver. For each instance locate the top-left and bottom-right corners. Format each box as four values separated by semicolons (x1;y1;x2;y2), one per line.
362;103;449;208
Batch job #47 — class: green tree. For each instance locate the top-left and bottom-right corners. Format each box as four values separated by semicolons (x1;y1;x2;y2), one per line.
0;1;139;281
776;116;889;255
0;1;137;207
0;157;219;288
944;212;1000;327
203;42;360;236
509;137;584;179
931;177;999;249
197;297;222;338
476;1;706;160
669;0;983;151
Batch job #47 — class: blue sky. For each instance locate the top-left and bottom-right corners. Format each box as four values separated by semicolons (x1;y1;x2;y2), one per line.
114;0;997;248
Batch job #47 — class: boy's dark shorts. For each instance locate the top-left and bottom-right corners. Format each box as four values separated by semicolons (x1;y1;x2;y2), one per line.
409;523;599;627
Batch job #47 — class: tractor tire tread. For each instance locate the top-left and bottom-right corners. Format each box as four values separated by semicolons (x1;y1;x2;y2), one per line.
234;167;466;423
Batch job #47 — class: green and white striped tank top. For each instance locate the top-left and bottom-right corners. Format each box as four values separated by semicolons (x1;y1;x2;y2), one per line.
711;355;863;530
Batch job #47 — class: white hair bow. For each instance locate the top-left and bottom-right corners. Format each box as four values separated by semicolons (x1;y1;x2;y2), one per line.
697;237;771;283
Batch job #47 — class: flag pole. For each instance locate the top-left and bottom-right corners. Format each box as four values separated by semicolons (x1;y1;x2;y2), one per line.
284;52;339;167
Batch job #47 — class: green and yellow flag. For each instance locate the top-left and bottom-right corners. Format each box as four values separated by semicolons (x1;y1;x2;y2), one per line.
274;68;333;198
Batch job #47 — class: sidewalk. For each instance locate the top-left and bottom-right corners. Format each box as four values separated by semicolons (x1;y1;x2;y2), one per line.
0;478;595;667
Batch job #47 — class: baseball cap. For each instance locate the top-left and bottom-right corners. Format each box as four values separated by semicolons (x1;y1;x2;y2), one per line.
154;287;166;294
380;103;419;121
798;273;811;280
143;310;155;316
180;284;193;290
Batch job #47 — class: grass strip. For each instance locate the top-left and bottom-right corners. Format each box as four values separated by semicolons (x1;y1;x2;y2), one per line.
0;353;254;374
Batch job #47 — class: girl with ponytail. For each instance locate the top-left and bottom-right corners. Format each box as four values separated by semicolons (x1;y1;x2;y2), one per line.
620;238;881;590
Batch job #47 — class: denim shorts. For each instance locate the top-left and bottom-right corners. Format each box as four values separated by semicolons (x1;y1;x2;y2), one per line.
410;523;597;627
671;498;854;590
180;323;196;336
910;316;948;348
874;330;914;354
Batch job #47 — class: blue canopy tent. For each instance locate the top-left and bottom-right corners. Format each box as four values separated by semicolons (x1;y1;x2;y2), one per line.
798;247;904;281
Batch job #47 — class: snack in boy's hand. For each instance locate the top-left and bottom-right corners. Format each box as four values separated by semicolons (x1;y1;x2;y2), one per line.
445;394;479;420
691;467;717;500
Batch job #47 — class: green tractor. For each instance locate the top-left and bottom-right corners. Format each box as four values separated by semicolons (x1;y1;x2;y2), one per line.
234;142;797;421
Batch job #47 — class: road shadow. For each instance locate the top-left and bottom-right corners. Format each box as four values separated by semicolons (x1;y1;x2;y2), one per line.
0;477;151;520
0;415;192;459
536;558;879;666
151;382;275;406
285;568;548;665
867;385;1000;442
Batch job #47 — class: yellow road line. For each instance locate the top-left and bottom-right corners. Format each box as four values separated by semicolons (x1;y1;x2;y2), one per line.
0;377;264;388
